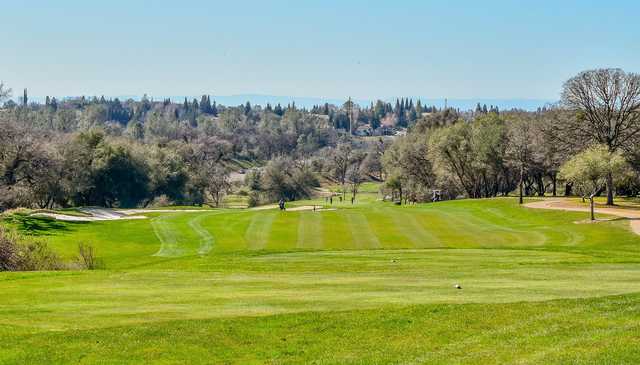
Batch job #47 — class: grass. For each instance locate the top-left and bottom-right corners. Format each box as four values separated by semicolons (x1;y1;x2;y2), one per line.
222;194;250;208
2;195;640;364
130;205;212;210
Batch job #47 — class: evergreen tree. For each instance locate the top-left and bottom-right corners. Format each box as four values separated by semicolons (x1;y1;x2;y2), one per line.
374;100;385;121
408;106;417;123
370;112;381;130
211;101;218;116
200;95;212;114
22;88;28;106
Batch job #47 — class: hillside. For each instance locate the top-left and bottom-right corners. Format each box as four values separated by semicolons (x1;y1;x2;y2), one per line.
2;197;640;363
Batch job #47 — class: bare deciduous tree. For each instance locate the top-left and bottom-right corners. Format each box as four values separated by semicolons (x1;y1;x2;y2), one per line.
205;163;230;207
346;152;366;202
0;82;11;105
330;143;352;198
561;68;640;205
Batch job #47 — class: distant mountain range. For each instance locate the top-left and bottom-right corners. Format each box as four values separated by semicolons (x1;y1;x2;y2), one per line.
27;94;557;111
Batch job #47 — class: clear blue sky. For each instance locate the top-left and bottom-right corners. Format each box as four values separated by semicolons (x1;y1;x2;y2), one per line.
1;0;638;100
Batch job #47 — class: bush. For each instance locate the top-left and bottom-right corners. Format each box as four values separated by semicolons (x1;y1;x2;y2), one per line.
18;241;65;271
0;226;63;271
77;243;103;270
149;194;173;208
0;226;20;271
247;192;261;208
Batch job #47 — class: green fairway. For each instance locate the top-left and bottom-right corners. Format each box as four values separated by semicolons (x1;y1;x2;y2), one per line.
2;197;640;364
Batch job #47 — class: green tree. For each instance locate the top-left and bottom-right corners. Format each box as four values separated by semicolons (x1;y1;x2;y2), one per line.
560;145;627;220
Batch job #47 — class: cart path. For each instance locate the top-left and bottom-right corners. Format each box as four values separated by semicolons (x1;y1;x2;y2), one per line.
524;199;640;236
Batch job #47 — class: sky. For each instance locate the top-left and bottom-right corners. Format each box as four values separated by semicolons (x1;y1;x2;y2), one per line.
1;0;639;102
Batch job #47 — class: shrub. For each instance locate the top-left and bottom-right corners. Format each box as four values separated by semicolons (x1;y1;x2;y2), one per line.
0;226;63;271
0;226;20;271
77;243;103;270
149;194;173;208
18;241;65;271
247;192;261;208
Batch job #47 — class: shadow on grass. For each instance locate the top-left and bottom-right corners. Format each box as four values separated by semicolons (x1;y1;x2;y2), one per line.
2;214;87;236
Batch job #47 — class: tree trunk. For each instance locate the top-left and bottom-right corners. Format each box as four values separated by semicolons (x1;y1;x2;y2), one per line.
518;165;524;204
589;196;595;221
537;176;545;197
551;173;557;197
606;172;614;205
565;182;573;196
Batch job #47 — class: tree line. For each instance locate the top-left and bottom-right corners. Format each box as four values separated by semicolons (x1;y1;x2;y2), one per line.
381;69;640;207
0;84;387;209
1;68;639;210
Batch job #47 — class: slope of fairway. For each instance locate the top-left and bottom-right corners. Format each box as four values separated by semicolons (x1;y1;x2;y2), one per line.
26;198;638;267
2;197;640;364
3;293;640;364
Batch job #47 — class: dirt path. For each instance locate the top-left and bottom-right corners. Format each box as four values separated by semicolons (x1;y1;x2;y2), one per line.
525;199;640;236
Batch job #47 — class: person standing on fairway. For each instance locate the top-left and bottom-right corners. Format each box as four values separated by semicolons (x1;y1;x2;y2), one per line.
278;198;286;211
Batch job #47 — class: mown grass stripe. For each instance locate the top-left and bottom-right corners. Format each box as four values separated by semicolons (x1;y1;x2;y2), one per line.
390;208;441;248
297;211;323;249
345;210;380;249
245;212;277;250
187;212;220;255
151;215;183;257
